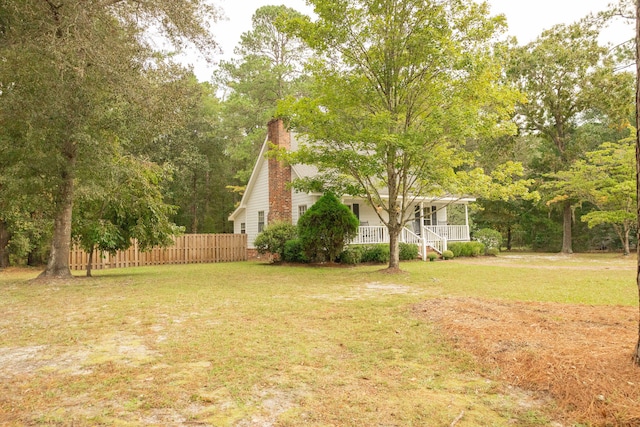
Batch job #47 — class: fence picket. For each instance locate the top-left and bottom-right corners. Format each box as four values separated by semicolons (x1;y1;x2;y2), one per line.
69;234;247;271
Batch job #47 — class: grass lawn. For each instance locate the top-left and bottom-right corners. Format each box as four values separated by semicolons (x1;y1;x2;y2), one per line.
0;253;637;426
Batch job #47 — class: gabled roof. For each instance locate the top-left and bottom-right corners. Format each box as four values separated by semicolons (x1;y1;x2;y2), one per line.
228;134;270;221
228;128;475;222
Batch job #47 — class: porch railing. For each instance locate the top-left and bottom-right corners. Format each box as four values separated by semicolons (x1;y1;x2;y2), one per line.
423;227;447;255
425;225;469;241
351;226;389;244
351;225;461;258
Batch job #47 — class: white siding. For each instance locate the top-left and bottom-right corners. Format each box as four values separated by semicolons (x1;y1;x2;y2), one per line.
436;205;448;226
292;191;317;224
245;160;270;248
342;198;385;226
233;211;247;234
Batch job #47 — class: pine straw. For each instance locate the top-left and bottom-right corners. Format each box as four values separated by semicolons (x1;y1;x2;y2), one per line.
414;298;640;427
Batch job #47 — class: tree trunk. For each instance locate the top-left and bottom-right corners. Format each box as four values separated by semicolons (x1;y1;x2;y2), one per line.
506;226;512;251
632;0;640;366
39;155;75;279
388;227;400;271
624;227;631;257
561;202;573;254
86;247;94;277
0;220;10;269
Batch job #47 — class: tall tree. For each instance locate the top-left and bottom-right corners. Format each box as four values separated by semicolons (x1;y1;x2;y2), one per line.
216;5;310;183
546;132;636;255
508;19;632;254
148;80;235;234
0;1;218;278
633;0;640;366
281;0;520;271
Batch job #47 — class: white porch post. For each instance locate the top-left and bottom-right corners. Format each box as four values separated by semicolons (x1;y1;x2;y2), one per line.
420;201;426;260
464;204;470;240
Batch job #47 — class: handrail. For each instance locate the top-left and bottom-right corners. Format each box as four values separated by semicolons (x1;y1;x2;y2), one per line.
423;227;447;254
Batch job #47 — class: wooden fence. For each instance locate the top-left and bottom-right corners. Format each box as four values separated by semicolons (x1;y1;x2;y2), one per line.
69;234;247;271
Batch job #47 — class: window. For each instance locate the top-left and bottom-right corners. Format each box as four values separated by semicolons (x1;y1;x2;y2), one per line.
423;206;437;226
240;223;246;234
298;204;307;219
258;211;265;232
351;203;360;220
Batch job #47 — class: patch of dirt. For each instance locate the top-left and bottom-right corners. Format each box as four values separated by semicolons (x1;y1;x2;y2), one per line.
414;298;640;426
456;254;636;271
310;282;425;301
0;332;157;379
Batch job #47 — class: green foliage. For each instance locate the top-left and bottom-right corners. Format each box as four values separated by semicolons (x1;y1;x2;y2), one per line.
545;130;636;254
448;243;464;258
73;154;182;260
297;193;359;262
442;250;454;260
448;242;486;257
0;1;218;276
427;252;438;262
281;0;520;269
254;222;298;261
474;228;503;253
283;239;308;263
399;243;419;261
487;247;500;256
215;5;310;183
149;82;235;234
339;244;414;264
508;18;633;254
338;246;365;265
360;245;391;264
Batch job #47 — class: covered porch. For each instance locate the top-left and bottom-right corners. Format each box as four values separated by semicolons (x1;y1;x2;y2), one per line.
347;199;473;260
350;224;470;260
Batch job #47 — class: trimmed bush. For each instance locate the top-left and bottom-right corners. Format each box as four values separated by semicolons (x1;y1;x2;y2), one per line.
448;242;464;257
361;244;390;264
474;228;502;254
254;222;297;261
427;252;438;261
297;192;359;262
442;250;454;260
283;239;308;263
448;241;485;257
487;247;500;257
399;243;419;261
338;245;365;265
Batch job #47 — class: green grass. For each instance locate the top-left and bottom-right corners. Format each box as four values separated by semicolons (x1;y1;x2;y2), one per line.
0;254;636;426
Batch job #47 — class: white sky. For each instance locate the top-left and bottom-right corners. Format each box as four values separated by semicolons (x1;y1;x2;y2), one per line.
188;0;634;81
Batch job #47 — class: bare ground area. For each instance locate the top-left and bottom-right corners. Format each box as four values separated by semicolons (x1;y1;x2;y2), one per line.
414;298;640;426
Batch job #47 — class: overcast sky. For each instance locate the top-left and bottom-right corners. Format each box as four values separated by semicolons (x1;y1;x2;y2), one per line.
188;0;634;81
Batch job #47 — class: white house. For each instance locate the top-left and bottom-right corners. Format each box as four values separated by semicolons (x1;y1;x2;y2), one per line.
228;119;474;260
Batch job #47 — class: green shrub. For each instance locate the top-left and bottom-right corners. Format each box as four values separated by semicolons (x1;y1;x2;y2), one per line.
448;242;464;257
474;228;502;254
361;244;390;264
486;247;500;257
448;241;485;257
297;192;359;262
442;250;454;260
338;245;365;265
399;242;419;261
427;252;438;261
469;241;485;257
283;239;308;263
254;222;298;261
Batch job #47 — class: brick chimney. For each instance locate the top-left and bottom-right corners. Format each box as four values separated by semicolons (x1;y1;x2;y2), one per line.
267;119;292;223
